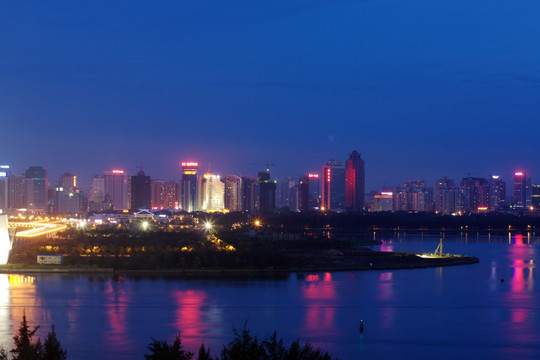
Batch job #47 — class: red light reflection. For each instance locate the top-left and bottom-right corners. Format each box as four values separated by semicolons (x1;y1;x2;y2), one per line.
380;241;393;252
104;282;131;351
302;273;336;334
173;290;208;350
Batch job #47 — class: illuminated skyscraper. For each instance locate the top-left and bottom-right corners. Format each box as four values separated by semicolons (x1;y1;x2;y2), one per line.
180;162;198;212
24;166;48;212
131;170;151;209
513;171;532;210
151;179;178;209
258;170;276;212
488;175;506;211
224;175;242;212
0;166;9;212
199;171;224;212
345;150;365;212
322;160;345;212
104;169;129;210
241;175;258;212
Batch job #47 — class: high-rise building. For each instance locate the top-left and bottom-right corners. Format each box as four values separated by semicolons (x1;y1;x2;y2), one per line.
89;176;104;203
532;184;540;210
224;175;242;212
308;173;321;209
199;171;224;212
322;160;346;212
59;172;77;192
258;170;276;212
180;162;198;212
0;166;9;212
435;177;456;215
392;180;433;212
298;176;309;212
457;177;489;213
345;150;365;212
54;185;82;215
373;192;393;212
513;171;532;210
25;166;48;212
150;179;178;209
131;170;151;209
488;175;506;211
298;173;321;211
151;179;166;209
289;184;298;211
278;177;295;209
241;175;258;212
8;174;25;210
164;181;178;209
104;169;129;210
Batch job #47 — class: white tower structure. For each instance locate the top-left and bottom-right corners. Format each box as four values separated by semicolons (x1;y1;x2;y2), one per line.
0;215;14;265
199;172;224;212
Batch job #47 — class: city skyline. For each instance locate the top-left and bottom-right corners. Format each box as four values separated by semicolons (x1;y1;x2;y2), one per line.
2;1;540;193
0;159;534;215
0;158;532;196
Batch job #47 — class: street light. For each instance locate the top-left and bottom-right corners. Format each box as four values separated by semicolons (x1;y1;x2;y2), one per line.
204;221;213;231
142;221;149;230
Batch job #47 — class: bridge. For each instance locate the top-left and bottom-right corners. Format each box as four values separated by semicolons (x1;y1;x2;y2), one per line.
0;214;68;265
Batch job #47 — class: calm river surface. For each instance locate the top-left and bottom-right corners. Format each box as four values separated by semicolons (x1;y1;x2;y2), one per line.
0;233;538;359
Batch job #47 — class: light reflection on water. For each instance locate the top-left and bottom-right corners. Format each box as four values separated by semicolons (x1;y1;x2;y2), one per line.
0;234;536;359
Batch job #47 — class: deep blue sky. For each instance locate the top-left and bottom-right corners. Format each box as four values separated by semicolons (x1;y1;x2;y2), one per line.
2;1;539;191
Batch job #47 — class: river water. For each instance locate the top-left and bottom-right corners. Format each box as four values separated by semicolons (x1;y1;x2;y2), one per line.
0;233;538;359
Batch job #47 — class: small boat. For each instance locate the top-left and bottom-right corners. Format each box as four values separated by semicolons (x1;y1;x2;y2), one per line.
359;320;364;332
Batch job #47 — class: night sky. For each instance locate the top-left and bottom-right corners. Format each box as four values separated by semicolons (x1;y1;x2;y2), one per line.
2;1;539;191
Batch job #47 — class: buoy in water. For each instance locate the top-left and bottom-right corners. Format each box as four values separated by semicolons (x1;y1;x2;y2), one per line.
359;320;364;333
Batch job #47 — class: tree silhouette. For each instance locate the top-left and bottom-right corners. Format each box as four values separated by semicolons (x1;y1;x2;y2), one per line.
197;344;212;360
144;334;193;360
220;326;265;360
43;325;67;360
11;312;43;360
287;339;335;360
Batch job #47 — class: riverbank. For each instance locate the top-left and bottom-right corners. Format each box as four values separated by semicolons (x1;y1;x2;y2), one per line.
0;248;478;276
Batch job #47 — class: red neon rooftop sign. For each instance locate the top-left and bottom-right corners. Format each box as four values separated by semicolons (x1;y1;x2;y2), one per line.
308;173;319;178
181;162;198;167
112;169;124;174
515;172;524;176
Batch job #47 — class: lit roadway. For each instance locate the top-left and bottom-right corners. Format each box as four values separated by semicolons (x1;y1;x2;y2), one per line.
8;219;67;238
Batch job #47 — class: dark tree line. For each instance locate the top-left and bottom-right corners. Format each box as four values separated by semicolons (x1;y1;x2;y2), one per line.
3;315;336;360
145;326;336;360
